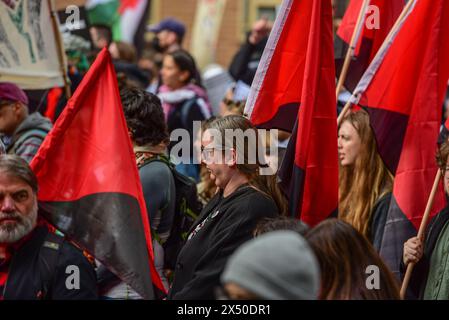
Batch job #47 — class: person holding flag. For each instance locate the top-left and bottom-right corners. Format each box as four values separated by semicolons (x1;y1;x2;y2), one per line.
402;140;449;299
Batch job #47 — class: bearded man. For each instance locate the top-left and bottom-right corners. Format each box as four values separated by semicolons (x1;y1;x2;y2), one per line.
0;155;97;300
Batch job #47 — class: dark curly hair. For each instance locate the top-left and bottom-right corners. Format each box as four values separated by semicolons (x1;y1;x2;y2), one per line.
120;87;169;146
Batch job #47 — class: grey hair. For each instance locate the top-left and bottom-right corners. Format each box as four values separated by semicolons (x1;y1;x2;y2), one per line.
0;155;38;193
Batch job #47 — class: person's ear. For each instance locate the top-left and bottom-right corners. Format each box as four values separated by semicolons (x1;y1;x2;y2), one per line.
224;148;237;167
179;70;190;83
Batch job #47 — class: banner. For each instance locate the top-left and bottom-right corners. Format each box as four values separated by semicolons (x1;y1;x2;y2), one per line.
0;0;65;89
190;0;227;70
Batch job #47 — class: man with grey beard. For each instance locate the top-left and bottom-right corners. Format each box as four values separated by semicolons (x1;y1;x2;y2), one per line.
0;155;98;300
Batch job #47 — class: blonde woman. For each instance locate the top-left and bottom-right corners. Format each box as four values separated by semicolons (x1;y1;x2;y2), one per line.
338;110;394;251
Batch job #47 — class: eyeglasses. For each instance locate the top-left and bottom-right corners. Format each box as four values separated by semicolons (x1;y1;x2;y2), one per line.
201;145;232;163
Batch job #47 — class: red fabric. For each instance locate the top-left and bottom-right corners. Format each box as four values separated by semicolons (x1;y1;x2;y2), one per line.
272;0;338;226
291;0;338;226
30;48;166;295
44;87;62;123
359;0;449;229
337;0;403;59
247;0;314;130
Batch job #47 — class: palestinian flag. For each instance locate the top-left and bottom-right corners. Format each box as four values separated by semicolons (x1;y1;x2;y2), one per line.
246;0;338;226
86;0;150;50
351;0;449;277
335;0;403;92
30;48;166;299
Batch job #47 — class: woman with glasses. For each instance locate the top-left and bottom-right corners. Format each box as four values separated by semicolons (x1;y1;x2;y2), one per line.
338;110;394;251
168;115;286;299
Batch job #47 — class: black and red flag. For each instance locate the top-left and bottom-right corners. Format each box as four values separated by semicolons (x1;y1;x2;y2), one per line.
245;0;338;226
244;0;315;132
335;0;403;92
30;48;166;299
351;0;449;277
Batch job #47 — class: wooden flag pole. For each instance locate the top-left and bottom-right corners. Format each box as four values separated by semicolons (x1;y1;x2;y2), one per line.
335;0;370;98
400;169;443;299
336;0;416;125
48;0;71;99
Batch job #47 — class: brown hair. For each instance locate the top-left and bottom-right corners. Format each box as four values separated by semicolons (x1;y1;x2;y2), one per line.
112;41;137;63
305;219;400;300
206;115;287;215
437;140;449;170
338;110;393;237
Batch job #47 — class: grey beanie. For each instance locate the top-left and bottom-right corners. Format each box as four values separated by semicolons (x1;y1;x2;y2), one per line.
221;230;320;300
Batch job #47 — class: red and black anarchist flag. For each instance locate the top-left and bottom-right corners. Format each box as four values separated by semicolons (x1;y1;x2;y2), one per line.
246;0;338;226
351;0;449;277
30;48;166;299
244;0;316;132
335;0;403;92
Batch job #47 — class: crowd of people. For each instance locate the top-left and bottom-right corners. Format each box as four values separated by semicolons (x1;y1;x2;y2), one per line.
1;13;449;301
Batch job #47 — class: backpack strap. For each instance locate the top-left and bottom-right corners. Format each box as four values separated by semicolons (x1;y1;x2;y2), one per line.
38;232;64;300
180;98;198;129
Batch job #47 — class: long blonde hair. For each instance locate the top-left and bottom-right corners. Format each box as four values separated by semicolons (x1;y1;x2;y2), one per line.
338;111;393;237
206;115;287;215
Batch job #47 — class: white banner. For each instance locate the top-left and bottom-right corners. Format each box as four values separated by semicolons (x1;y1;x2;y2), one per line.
190;0;227;71
0;0;65;89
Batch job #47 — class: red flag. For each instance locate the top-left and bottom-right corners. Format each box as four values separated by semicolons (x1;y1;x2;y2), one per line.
30;48;166;299
247;0;338;226
352;0;449;277
244;0;315;132
335;0;404;92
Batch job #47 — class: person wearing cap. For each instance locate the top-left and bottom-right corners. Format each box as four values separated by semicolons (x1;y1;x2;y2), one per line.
220;231;320;300
147;18;186;54
0;82;52;163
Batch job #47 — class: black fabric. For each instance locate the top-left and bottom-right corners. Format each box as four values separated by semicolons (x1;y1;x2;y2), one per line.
168;185;279;300
39;192;156;299
400;204;449;299
370;192;392;252
361;106;409;175
3;225;98;300
228;34;268;86
167;97;206;158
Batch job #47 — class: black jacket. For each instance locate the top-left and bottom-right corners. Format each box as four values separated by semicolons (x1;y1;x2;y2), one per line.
228;35;268;86
370;193;392;252
3;226;98;300
400;205;449;299
168;185;279;299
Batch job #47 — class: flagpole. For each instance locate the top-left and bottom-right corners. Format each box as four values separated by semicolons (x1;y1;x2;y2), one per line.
400;169;443;299
336;0;416;125
48;0;71;99
335;0;371;98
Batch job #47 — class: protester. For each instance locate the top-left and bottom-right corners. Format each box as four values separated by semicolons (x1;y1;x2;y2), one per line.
306;219;400;300
168;115;284;299
0;83;52;163
229;17;272;86
147;18;186;54
338;110;394;251
158;49;212;181
109;41;137;63
0;155;98;300
218;83;247;117
402;140;449;299
138;49;164;94
220;231;320;300
96;87;176;298
253;216;309;237
195;117;218;205
89;24;113;52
